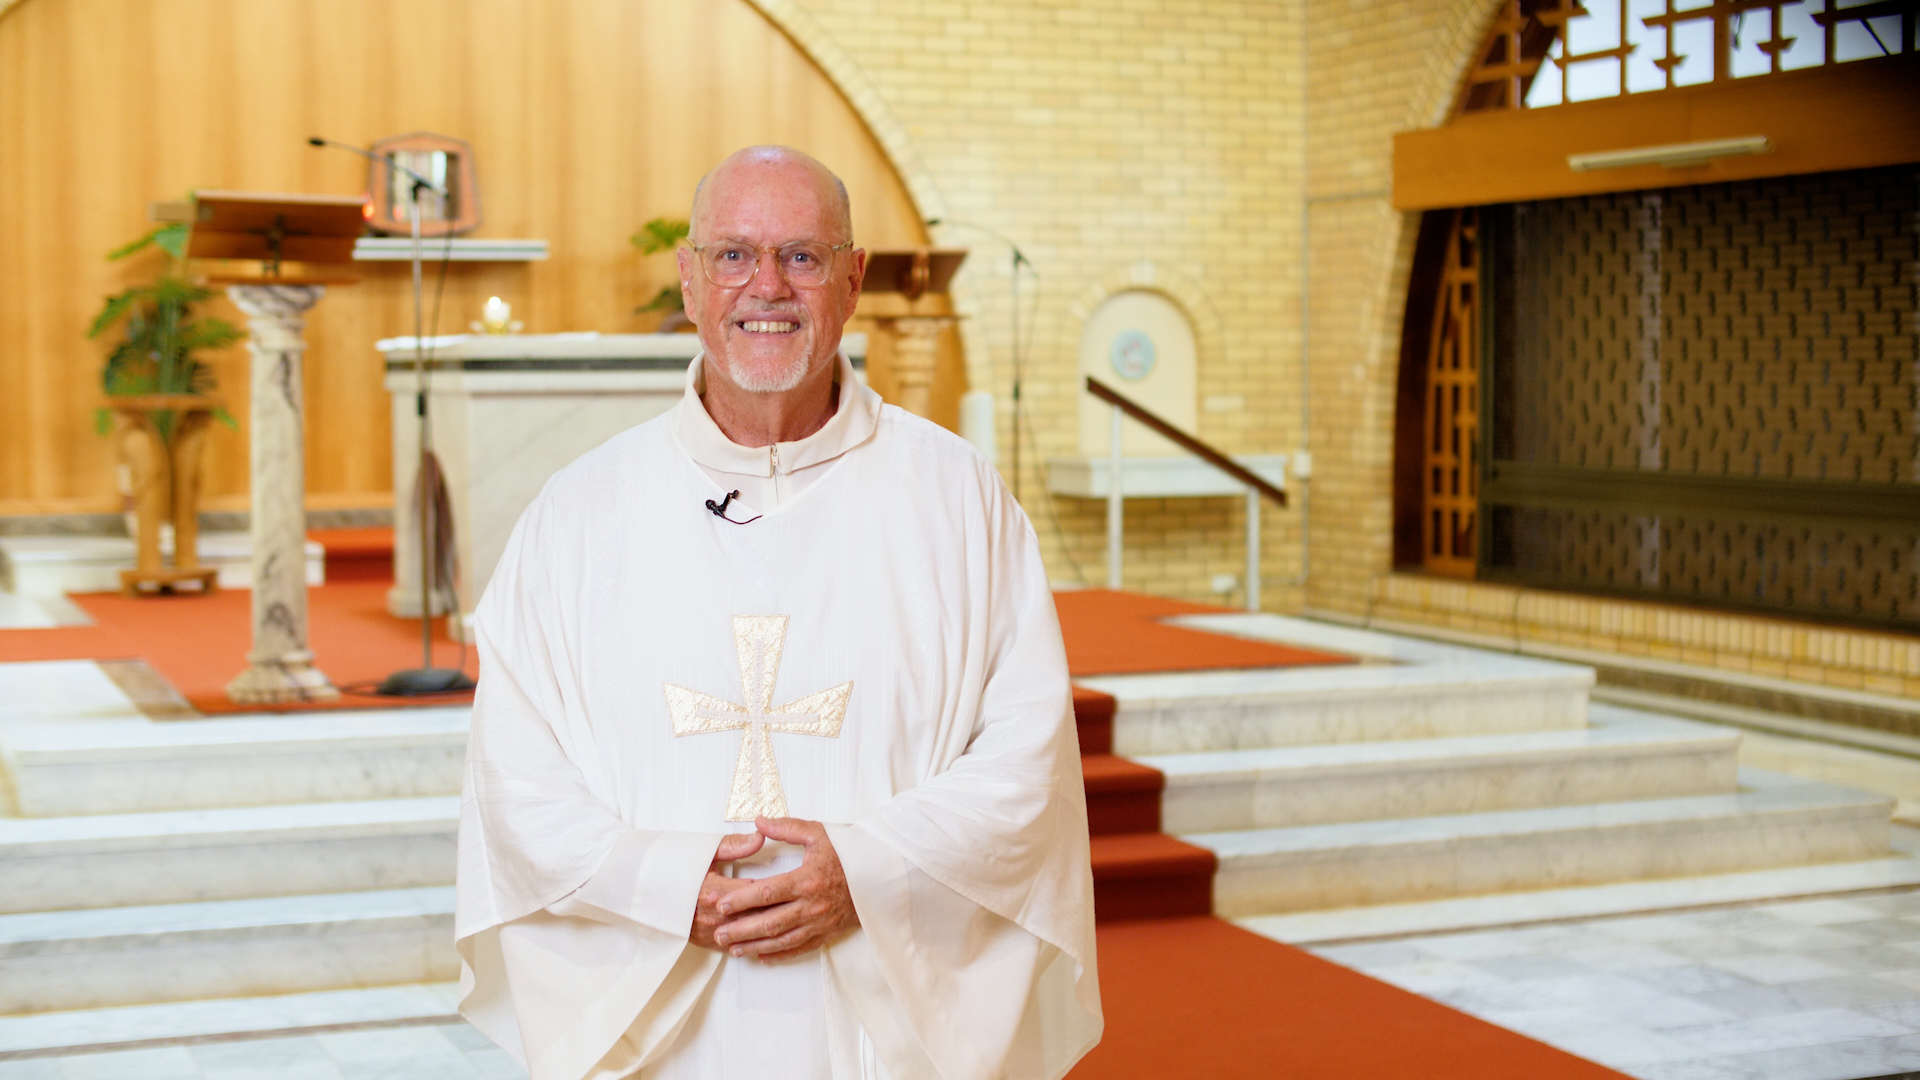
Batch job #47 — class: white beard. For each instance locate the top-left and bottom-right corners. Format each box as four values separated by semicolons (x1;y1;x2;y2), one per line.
724;348;813;393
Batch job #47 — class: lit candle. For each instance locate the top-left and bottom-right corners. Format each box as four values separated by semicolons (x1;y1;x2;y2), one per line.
481;296;512;334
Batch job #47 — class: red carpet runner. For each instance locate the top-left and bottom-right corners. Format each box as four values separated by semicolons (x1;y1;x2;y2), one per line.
1069;916;1629;1079
1077;686;1218;922
1054;588;1350;675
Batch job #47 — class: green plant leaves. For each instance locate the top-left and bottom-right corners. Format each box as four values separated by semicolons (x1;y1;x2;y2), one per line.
91;225;245;443
179;316;242;351
631;216;689;256
153;222;189;259
634;284;683;315
106;222;190;262
87;289;143;339
631;217;691;317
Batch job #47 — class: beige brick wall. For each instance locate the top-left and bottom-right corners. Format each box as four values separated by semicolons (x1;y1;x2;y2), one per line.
760;0;1920;678
1372;574;1920;697
761;0;1507;611
1300;0;1496;614
763;0;1310;607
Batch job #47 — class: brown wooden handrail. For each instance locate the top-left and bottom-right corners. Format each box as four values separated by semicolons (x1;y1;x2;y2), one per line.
1085;376;1288;507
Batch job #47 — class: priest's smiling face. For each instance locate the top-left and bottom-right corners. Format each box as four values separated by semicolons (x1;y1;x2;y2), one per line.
680;148;866;397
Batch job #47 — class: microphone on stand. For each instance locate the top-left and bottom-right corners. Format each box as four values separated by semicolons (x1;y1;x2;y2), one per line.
307;137;447;195
308;136;474;696
924;217;1035;498
925;217;1028;268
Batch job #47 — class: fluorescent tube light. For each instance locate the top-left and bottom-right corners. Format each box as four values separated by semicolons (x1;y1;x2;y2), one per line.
1568;136;1772;172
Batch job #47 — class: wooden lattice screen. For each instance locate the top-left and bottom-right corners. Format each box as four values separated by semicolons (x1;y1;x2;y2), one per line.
1481;164;1920;629
1422;209;1482;578
1456;0;1919;116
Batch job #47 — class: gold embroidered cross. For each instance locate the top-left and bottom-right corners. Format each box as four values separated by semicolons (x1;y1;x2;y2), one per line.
664;615;853;822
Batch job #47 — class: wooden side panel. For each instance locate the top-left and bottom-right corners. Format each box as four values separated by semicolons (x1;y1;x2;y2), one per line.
1394;54;1920;211
1419;210;1479;579
0;0;932;515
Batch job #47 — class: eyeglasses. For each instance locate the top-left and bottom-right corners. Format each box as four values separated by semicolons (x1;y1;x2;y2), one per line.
688;239;855;289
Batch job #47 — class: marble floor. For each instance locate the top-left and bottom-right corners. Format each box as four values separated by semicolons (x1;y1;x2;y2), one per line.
0;1024;523;1080
1301;883;1920;1080
0;591;89;629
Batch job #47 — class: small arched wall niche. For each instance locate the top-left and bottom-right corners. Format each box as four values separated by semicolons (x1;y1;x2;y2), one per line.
1076;290;1199;457
0;0;937;514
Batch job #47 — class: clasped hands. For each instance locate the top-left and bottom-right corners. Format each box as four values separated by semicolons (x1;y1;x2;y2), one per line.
690;816;858;963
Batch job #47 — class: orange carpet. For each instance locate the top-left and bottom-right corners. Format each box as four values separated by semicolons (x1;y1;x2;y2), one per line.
1070;916;1630;1079
1055;589;1350;676
0;579;1350;716
0;581;474;714
306;527;398;582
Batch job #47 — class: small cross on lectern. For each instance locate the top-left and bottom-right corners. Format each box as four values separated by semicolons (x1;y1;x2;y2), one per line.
664;615;853;822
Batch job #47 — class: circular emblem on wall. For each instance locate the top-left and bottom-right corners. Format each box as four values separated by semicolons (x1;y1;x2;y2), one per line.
1109;329;1156;381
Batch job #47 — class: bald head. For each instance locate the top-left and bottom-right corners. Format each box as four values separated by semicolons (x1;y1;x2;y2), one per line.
676;145;867;416
690;146;852;245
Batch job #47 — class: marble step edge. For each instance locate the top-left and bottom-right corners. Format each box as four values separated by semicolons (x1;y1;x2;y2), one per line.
1164;611;1598;673
0;796;460;855
1242;836;1920;946
3;709;470;764
1136;706;1736;784
0;534;325;595
1336;607;1920;717
0;983;462;1059
0;887;454;957
0;533;322;564
1185;772;1893;861
1593;684;1920;761
1075;663;1594;708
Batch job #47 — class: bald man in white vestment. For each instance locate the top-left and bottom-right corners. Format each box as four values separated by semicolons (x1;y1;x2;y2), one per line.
454;146;1103;1080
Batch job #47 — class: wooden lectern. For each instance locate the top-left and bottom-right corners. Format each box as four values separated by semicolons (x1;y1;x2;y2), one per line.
864;249;967;420
865;248;967;303
188;190;366;277
188;191;367;705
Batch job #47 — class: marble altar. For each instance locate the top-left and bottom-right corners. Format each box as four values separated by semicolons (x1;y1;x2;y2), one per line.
381;332;867;637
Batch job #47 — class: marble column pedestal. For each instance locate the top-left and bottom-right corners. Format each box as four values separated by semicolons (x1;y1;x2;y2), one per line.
225;284;338;705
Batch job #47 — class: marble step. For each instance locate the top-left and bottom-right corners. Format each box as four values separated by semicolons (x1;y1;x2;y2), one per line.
1075;615;1594;756
0;982;461;1058
1139;705;1739;834
1241;832;1920;946
0;797;457;913
0;888;456;1014
2;707;469;817
0;532;324;596
1193;768;1894;918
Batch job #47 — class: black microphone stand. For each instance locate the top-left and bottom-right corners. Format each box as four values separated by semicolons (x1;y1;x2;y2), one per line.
308;138;474;695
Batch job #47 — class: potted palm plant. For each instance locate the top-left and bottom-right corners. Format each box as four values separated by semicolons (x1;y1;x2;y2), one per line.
87;220;244;593
631;216;693;332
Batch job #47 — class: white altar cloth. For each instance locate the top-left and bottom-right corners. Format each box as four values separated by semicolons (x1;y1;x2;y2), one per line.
380;332;868;633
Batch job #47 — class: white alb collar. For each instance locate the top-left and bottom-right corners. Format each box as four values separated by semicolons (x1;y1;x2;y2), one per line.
676;351;881;477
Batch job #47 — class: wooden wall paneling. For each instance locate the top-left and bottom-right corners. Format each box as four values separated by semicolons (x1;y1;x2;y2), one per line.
0;0;932;516
1394;54;1920;212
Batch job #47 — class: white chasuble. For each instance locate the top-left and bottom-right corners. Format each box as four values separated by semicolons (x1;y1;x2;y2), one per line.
455;355;1103;1080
